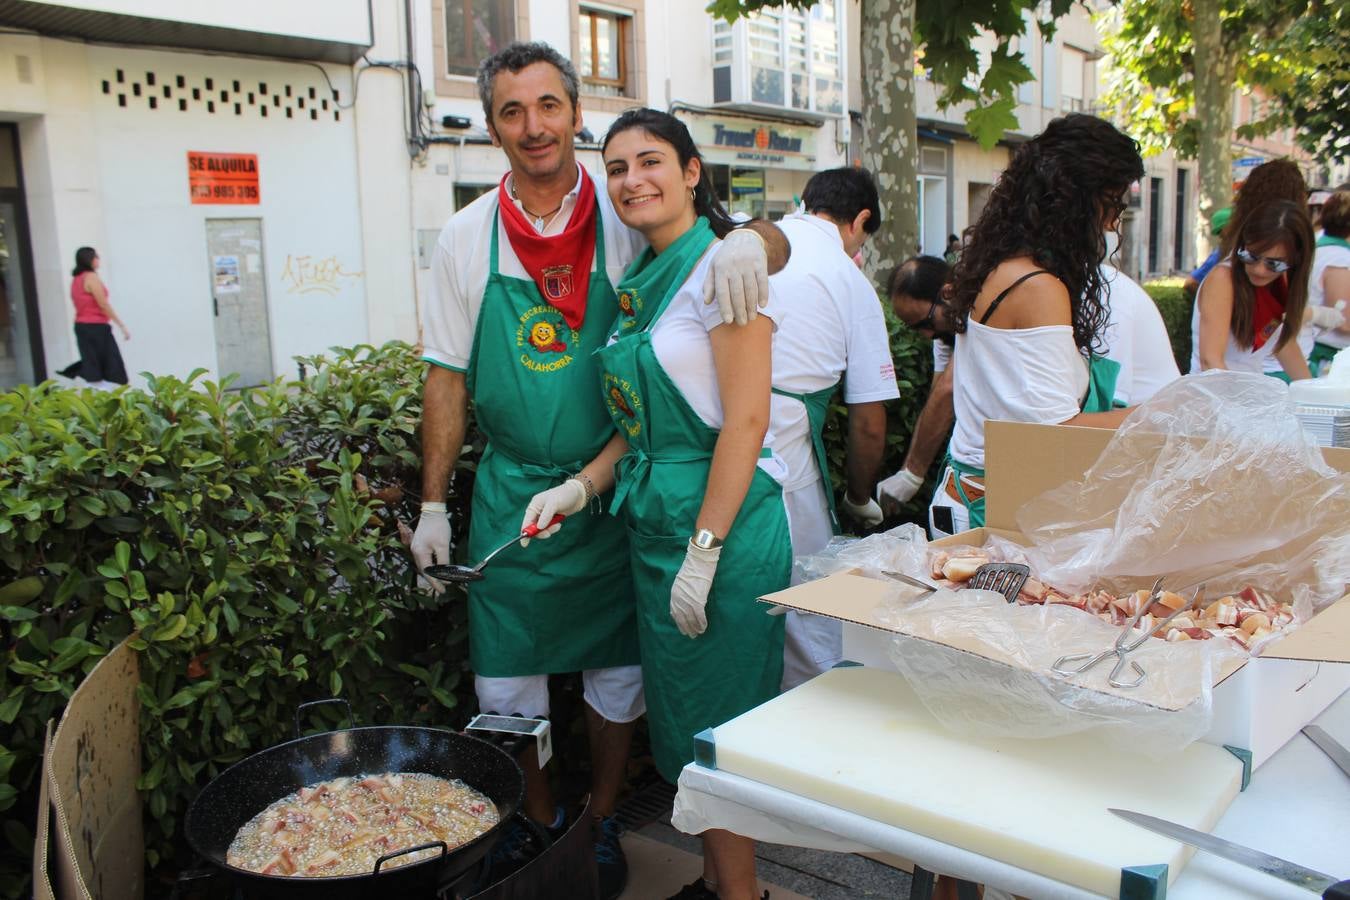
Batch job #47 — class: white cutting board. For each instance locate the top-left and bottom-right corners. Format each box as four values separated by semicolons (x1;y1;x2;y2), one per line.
710;667;1242;898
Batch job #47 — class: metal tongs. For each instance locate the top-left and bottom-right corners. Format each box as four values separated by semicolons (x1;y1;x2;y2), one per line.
1051;578;1206;688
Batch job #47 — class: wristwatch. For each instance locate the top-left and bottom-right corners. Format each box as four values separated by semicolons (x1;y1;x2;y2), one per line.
690;528;723;551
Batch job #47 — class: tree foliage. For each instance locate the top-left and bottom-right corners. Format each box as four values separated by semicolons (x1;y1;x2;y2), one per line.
707;0;1076;150
1272;3;1350;164
1099;0;1311;160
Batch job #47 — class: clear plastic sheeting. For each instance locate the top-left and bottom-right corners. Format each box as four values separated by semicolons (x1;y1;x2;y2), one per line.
874;586;1243;756
793;522;930;583
1016;372;1350;614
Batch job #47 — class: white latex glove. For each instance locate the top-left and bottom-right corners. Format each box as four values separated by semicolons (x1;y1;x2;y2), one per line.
520;478;587;547
1308;304;1347;330
411;502;452;595
701;228;769;326
670;541;721;638
841;493;884;528
877;468;925;507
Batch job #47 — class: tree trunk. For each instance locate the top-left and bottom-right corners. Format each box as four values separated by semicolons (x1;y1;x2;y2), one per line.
860;0;918;281
1190;0;1235;258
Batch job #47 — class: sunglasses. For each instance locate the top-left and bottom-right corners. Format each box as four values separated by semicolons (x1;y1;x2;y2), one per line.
910;298;949;332
1235;248;1292;274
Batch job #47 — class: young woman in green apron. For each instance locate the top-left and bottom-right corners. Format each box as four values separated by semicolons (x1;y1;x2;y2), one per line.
930;114;1145;538
525;108;791;900
1308;193;1350;373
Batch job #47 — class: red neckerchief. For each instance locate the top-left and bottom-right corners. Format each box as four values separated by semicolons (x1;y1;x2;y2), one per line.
1251;275;1287;350
496;168;597;330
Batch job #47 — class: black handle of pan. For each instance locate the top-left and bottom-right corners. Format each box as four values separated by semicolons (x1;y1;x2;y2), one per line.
293;697;355;738
373;840;448;874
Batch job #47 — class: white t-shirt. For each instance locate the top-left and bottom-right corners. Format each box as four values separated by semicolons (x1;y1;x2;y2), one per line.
1311;242;1350;351
950;319;1088;470
647;249;786;460
1189;262;1280;375
932;338;953;374
1099;264;1180;405
421;164;645;371
767;214;899;492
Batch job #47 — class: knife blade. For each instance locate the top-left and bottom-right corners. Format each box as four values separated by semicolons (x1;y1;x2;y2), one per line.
1108;808;1350;898
1303;725;1350;780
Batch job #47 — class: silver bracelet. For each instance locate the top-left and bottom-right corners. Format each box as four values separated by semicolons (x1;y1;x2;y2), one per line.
573;472;596;504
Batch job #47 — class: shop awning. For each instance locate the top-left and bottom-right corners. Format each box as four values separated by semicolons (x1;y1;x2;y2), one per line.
0;0;373;64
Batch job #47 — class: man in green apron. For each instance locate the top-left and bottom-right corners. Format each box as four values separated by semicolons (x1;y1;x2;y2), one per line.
412;44;783;899
767;168;898;690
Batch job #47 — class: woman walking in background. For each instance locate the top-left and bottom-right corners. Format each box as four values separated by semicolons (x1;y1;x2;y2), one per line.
1192;199;1315;380
64;246;130;388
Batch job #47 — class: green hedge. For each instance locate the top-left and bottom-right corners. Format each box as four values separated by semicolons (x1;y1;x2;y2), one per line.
0;343;480;896
1143;277;1194;375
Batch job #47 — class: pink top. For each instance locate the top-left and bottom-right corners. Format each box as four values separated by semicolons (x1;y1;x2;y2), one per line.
71;273;108;324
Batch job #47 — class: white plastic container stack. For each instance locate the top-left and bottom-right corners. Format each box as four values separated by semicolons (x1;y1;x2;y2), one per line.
1290;347;1350;447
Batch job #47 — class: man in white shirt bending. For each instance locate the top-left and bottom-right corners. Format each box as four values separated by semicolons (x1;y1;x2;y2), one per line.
770;167;900;690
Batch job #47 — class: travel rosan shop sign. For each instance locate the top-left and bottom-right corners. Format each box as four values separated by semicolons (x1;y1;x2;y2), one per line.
187;151;260;204
685;115;817;171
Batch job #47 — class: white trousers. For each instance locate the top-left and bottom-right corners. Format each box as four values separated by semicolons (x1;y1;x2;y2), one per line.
781;478;843;691
474;665;646;724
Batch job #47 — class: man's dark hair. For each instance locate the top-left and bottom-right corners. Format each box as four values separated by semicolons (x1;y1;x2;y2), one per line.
1321;190;1350;238
801;167;881;234
886;255;949;303
476;42;579;125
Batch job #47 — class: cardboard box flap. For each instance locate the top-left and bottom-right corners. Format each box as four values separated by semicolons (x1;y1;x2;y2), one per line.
761;569;1199;711
33;720;55;900
760;571;907;627
983;420;1350;533
46;638;144;900
1261;595;1350;663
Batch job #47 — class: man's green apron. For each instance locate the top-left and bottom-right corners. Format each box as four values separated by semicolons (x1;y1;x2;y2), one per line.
1311;234;1350;375
944;355;1120;529
597;218;790;782
772;385;841;533
463;210;639;677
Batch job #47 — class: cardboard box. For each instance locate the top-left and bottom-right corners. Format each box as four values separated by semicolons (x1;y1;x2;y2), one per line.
32;637;145;900
768;421;1350;770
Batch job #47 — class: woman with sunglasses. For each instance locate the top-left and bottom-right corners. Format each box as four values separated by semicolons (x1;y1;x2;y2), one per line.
1191;199;1314;379
927;114;1144;537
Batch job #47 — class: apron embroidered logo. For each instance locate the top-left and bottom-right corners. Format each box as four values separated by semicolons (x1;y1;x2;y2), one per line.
602;373;643;438
617;290;643;329
542;264;574;300
516;305;577;373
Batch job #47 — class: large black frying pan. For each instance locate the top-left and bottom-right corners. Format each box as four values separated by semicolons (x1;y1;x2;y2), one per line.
185;707;523;899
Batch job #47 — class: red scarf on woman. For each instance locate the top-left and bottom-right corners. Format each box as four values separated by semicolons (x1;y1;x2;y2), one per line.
496;168;597;330
1251;275;1287;351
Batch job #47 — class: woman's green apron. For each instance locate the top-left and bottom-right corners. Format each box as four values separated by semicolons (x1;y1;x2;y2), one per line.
463;210;639;677
772;385;841;533
598;218;790;782
945;354;1120;529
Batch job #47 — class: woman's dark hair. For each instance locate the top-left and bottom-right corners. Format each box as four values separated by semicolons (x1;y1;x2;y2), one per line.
1219;159;1306;258
1226;199;1314;351
601;108;738;239
72;246;97;277
949;114;1143;353
1320;191;1350;239
886;255;950;303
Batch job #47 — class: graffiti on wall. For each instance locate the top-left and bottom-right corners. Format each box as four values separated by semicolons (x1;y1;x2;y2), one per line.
280;254;364;296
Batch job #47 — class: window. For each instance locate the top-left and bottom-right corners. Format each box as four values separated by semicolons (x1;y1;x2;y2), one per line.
579;6;632;97
711;0;844;115
445;0;514;77
1060;46;1087;113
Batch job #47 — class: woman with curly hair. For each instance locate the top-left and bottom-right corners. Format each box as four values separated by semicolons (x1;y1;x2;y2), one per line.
929;114;1143;537
1192;199;1315;379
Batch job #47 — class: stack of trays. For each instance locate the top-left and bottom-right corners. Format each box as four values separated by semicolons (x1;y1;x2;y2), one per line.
1294;403;1350;447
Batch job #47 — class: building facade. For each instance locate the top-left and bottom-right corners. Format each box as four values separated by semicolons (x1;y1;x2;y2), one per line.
0;0;1334;390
